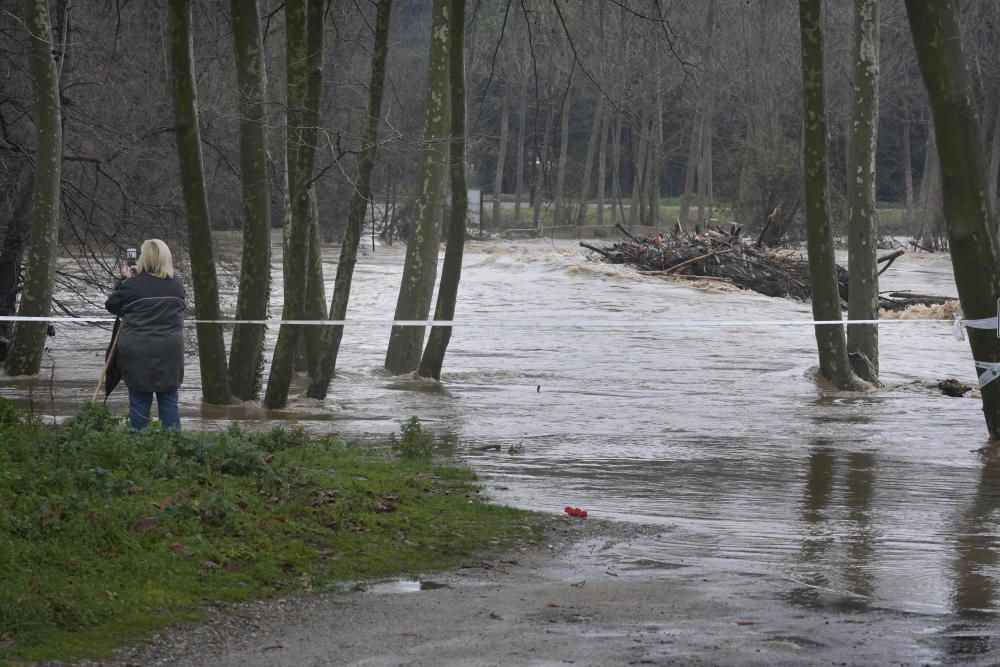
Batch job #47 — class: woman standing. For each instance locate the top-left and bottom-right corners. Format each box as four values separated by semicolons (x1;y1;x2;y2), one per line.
105;239;186;430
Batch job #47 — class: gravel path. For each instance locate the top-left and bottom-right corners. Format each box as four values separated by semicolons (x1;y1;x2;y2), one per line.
60;518;996;666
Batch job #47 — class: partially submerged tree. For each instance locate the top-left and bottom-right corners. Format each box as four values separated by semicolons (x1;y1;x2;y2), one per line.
227;0;272;401
846;0;881;383
4;0;62;377
419;0;467;380
905;0;1000;438
798;0;863;390
167;0;231;405
264;0;324;408
384;0;451;375
308;0;393;399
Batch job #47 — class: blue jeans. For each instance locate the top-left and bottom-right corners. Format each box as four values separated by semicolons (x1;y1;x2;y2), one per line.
128;388;181;430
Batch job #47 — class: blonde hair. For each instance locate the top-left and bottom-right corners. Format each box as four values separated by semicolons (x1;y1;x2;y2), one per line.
136;239;174;279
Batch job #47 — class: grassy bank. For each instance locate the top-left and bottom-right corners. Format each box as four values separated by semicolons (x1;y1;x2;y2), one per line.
0;402;541;663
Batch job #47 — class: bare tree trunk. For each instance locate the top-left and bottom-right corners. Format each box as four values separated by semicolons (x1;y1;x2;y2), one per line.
629;115;649;229
0;175;34;363
611;112;624;224
5;0;61;377
846;0;881;383
307;0;392;399
513;73;528;227
228;0;271;401
384;0;450;374
264;0;323;407
595;107;609;227
650;88;663;227
987;101;1000;217
703;108;714;222
532;104;554;235
679;114;702;230
419;0;466;380
577;94;605;227
902;110;914;209
492;85;509;230
798;0;860;390
553;75;572;227
160;0;230;403
905;0;1000;438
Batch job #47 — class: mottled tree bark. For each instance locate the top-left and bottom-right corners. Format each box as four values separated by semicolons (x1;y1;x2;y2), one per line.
264;0;323;407
987;102;1000;218
846;0;881;383
679;114;702;230
531;105;554;234
5;1;61;376
384;0;450;374
308;0;392;399
164;0;231;403
798;0;861;390
228;0;271;401
419;0;466;380
905;0;1000;438
0;175;34;363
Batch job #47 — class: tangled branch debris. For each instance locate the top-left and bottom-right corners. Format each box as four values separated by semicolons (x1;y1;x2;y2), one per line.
582;225;937;310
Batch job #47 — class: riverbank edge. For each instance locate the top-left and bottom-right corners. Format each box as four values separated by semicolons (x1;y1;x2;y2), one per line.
0;403;549;665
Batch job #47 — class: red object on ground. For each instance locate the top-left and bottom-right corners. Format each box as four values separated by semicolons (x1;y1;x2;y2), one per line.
563;506;588;518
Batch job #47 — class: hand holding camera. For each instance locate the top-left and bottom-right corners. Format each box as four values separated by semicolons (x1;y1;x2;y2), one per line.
121;247;138;279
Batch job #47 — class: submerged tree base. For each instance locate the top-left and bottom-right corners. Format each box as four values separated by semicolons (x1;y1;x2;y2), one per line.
0;401;543;663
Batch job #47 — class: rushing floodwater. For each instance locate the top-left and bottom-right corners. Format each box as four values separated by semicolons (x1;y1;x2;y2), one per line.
2;239;997;658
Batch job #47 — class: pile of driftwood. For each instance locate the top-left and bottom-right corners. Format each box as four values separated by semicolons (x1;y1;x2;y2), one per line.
581;224;937;309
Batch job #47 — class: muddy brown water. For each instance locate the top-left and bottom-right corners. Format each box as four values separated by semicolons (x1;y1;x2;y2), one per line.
3;241;998;662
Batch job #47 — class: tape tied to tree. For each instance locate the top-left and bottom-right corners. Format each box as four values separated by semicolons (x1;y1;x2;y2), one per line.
952;314;1000;341
975;361;1000;388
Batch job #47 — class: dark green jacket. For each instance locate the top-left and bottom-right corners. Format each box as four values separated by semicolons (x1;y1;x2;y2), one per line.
105;273;186;393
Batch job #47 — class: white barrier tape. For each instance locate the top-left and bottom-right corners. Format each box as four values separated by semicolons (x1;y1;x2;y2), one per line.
975;361;1000;388
952;315;999;341
0;315;970;328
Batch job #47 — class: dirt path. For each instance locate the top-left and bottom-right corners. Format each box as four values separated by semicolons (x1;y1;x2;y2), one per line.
85;519;993;666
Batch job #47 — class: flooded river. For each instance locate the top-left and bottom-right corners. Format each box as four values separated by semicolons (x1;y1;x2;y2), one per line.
2;240;998;662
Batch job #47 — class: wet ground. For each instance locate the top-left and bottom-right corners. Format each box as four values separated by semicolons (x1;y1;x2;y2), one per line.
3;240;998;664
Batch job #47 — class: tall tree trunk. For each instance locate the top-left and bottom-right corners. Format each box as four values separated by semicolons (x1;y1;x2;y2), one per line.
531;104;554;235
611;112;625;225
798;0;859;390
492;85;509;230
703;108;714;222
419;0;466;380
227;0;271;401
553;75;572;227
300;0;327;381
629;114;649;229
5;0;61;377
650;88;663;227
307;0;392;399
905;0;1000;438
902;110;914;210
679;114;702;230
513;73;528;227
163;0;230;403
0;175;34;363
384;0;451;374
987;101;1000;218
595;107;609;227
577;94;605;227
264;0;323;407
846;0;881;383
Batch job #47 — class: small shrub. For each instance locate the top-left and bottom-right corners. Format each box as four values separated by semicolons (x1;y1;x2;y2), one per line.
389;416;435;459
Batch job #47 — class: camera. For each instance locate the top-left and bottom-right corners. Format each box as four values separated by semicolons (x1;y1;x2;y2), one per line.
126;247;138;266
